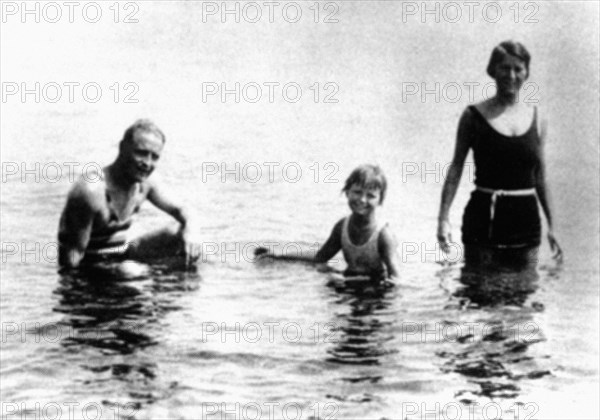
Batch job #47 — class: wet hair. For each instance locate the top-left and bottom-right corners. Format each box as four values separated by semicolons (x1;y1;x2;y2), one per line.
486;41;531;78
121;119;166;146
342;164;387;204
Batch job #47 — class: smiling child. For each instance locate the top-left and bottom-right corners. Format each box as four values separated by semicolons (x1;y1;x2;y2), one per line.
256;164;399;280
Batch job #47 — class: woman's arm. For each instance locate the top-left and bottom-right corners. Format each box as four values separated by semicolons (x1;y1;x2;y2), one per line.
437;108;473;252
535;111;563;261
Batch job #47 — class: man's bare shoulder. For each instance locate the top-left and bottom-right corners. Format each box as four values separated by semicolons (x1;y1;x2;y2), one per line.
141;173;169;201
143;172;164;191
65;172;106;211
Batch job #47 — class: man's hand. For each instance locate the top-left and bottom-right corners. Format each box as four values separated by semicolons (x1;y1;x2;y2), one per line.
178;226;200;267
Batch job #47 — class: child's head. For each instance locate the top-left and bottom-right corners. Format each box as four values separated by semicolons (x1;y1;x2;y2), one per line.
342;165;387;205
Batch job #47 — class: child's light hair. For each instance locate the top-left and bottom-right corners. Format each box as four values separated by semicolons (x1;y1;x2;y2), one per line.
342;164;387;204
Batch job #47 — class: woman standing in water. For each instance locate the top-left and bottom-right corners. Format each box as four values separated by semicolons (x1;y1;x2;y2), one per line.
437;41;562;268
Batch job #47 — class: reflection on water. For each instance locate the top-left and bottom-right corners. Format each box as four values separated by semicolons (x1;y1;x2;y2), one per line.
52;262;201;410
55;269;155;355
454;264;540;308
437;263;552;402
325;278;397;367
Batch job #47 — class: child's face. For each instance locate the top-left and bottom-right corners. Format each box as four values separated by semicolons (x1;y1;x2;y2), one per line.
346;184;381;216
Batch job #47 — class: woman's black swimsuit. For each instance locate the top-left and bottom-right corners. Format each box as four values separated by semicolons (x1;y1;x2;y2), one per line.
461;105;542;248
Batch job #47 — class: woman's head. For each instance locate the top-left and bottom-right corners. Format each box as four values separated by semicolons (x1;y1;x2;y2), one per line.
342;165;387;205
486;41;531;79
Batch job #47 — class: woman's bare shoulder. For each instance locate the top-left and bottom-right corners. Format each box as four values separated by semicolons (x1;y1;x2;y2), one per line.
470;98;494;117
457;104;479;127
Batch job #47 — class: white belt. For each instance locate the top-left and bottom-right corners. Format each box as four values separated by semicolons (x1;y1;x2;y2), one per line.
476;186;536;238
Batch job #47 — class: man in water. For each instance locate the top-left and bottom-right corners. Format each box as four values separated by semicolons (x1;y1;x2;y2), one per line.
58;119;197;269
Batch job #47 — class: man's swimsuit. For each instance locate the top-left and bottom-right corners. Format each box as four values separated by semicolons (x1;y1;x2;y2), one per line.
84;184;143;261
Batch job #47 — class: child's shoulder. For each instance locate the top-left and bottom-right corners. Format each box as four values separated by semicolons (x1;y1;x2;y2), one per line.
332;216;347;233
377;223;397;249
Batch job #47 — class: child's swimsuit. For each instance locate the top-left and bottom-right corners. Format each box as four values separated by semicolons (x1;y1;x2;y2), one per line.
461;105;542;248
341;216;387;276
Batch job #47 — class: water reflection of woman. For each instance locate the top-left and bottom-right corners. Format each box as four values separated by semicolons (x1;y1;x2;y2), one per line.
437;41;562;269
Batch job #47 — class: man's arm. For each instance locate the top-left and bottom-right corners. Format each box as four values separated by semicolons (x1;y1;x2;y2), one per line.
146;179;189;227
146;178;197;263
58;183;96;269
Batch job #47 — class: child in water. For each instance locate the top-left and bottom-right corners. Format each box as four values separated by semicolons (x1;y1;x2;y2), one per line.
256;164;400;280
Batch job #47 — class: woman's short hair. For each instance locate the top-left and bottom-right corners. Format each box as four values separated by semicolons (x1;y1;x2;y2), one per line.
342;164;387;204
486;41;531;78
122;119;166;145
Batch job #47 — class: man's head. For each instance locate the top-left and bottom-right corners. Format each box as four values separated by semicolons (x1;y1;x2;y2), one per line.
117;119;166;183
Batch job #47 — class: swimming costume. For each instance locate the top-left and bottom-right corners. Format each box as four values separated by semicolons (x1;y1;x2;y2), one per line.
81;183;143;259
82;242;131;263
341;216;387;276
469;106;541;189
462;106;542;248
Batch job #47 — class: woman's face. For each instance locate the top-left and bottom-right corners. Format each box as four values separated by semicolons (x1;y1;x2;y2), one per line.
494;54;528;97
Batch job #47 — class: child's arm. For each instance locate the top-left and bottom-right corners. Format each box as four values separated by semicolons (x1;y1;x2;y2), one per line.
378;226;400;280
314;219;343;263
255;219;343;264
